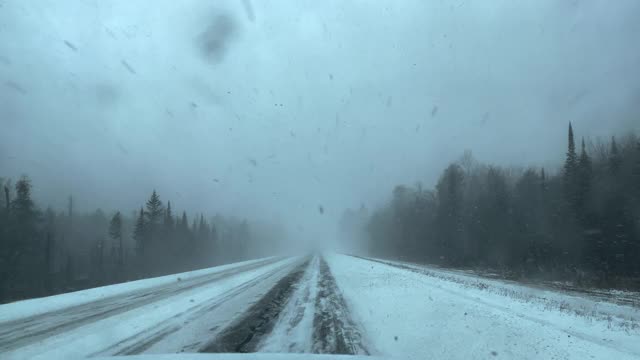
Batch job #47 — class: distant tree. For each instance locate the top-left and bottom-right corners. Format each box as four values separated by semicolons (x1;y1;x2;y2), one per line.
513;168;548;272
198;215;210;246
143;191;164;265
191;218;198;234
435;164;465;265
93;237;105;285
109;212;123;267
3;180;9;212
633;140;640;202
145;190;164;227
7;176;41;297
577;138;593;220
10;177;39;254
563;123;579;209
133;207;145;256
44;232;53;294
67;195;73;225
0;179;8;300
179;211;188;234
164;201;175;233
482;166;513;267
64;255;74;289
609;136;621;174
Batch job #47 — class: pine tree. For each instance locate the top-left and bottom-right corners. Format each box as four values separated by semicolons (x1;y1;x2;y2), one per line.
9;177;39;267
633;140;640;202
198;215;209;244
163;201;175;235
577;137;592;219
563;123;579;207
164;201;174;225
610;136;621;174
144;190;164;260
3;182;9;212
180;211;188;233
145;190;164;227
435;164;465;265
133;207;146;256
44;232;53;294
109;211;123;266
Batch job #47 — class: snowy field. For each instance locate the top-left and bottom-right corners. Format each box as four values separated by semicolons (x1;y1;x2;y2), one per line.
1;253;638;359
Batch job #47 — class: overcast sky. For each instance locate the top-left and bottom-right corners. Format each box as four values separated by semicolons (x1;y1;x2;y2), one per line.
1;0;639;242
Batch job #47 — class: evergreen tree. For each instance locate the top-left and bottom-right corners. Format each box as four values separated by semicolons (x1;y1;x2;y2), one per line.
563;123;579;208
65;255;74;289
577;137;592;219
93;237;105;284
109;211;123;266
180;211;188;233
164;201;175;232
144;190;164;261
133;207;145;256
0;180;8;300
44;232;53;294
609;136;621;174
198;215;210;245
435;164;465;265
145;190;164;227
633;140;640;202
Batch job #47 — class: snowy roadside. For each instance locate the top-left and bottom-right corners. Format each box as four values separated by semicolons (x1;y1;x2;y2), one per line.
0;256;279;323
369;256;640;308
326;253;640;360
359;256;639;330
1;257;302;360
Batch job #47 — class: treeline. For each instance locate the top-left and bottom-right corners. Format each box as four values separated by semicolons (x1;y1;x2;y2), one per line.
362;124;640;288
0;179;284;303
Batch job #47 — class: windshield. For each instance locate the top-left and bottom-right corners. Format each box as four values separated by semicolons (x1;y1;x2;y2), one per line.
1;1;639;359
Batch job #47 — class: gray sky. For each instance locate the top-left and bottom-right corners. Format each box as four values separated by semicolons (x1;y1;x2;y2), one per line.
1;0;639;243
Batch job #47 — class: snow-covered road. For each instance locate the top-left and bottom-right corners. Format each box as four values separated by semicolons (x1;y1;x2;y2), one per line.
1;254;638;359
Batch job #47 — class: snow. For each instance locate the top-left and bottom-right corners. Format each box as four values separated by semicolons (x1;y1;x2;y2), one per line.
95;354;374;360
258;256;320;353
324;254;640;360
3;253;639;360
0;257;277;323
1;257;303;360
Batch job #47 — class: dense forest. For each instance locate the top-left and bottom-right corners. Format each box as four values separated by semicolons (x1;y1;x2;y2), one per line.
0;181;285;303
350;124;640;289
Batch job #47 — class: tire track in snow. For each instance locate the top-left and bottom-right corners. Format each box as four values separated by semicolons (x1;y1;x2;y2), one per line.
0;257;282;352
200;257;311;353
217;255;369;355
89;259;298;357
311;256;369;355
257;256;320;353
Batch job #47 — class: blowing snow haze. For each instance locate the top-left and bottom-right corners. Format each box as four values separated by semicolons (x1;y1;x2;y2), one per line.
1;0;639;246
